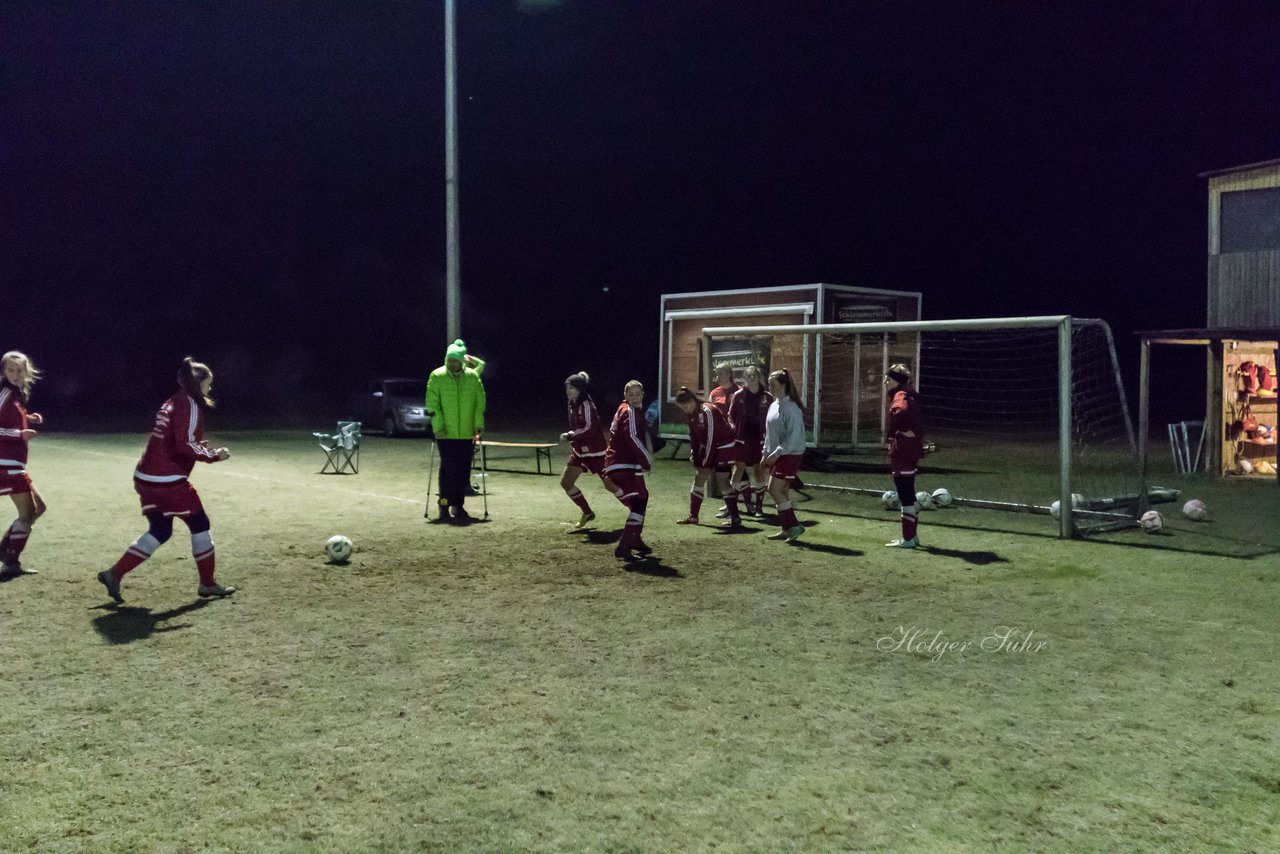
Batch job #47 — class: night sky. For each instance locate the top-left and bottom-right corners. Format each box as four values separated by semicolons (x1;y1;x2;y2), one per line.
5;1;1280;429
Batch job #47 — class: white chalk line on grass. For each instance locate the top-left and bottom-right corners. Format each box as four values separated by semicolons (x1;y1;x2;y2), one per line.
44;445;422;505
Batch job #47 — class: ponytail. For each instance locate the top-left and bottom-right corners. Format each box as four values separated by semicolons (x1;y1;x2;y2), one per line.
178;356;215;411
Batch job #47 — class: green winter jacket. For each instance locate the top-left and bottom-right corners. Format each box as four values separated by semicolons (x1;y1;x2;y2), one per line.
426;365;486;439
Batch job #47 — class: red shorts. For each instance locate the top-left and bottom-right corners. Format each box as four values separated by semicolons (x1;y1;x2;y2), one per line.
567;451;607;476
692;445;734;473
607;470;649;502
0;469;32;496
734;438;764;466
769;453;803;481
889;452;920;478
135;479;206;518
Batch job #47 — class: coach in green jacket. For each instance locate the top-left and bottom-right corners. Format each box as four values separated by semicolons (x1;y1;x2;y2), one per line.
426;339;486;522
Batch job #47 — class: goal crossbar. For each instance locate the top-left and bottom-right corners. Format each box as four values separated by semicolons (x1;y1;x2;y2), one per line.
700;315;1137;539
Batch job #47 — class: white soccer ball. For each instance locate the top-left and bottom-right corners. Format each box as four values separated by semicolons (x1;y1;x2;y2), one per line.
325;534;353;564
1139;510;1163;534
1236;458;1253;475
915;490;935;510
881;490;900;511
1182;499;1208;521
1049;493;1085;520
931;487;952;508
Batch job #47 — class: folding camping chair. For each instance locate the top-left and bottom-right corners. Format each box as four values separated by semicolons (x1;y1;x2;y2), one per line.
314;421;362;474
1167;420;1205;475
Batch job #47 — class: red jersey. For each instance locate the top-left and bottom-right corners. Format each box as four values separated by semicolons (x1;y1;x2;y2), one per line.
887;386;925;466
727;385;774;441
709;384;735;416
688;402;735;468
604;402;651;474
565;397;608;456
135;391;222;483
0;381;32;467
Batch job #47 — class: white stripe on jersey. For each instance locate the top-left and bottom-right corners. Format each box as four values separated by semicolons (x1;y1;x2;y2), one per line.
134;470;189;483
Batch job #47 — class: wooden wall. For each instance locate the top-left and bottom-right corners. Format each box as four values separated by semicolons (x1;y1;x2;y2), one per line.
1207;163;1280;327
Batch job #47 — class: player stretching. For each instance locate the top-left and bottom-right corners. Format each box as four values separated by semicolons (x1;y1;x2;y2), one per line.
762;369;807;542
0;351;46;577
884;363;925;548
559;371;622;528
604;380;653;561
674;387;741;528
97;357;236;603
727;364;773;518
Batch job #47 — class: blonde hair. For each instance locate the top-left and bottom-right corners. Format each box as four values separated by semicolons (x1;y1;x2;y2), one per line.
623;380;644;395
1;351;41;399
742;365;763;389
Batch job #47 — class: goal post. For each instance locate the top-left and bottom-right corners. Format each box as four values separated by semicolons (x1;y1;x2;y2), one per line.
700;316;1145;538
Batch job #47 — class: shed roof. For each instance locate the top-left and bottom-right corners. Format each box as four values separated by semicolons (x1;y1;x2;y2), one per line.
1197;159;1280;179
1138;327;1280;343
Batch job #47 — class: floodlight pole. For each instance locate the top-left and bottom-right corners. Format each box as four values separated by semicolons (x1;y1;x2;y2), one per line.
444;0;461;342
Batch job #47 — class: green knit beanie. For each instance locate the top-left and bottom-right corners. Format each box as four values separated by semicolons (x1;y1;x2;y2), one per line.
445;338;468;363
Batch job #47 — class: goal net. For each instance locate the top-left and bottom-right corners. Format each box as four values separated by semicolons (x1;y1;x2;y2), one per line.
699;316;1151;537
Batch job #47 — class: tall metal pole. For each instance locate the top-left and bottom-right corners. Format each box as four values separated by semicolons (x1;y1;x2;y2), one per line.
444;0;461;342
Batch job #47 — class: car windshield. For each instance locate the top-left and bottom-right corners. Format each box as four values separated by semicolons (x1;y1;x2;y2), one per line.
384;381;426;398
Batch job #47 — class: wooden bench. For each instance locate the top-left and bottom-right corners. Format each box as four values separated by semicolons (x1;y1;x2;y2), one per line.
474;440;558;476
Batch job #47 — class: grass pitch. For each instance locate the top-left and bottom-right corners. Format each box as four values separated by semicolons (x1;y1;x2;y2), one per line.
1;431;1278;851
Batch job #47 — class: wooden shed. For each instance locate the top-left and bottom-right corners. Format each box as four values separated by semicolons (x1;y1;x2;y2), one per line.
656;283;922;443
1137;160;1280;485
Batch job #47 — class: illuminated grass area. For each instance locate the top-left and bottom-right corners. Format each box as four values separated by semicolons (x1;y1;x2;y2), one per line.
2;432;1278;851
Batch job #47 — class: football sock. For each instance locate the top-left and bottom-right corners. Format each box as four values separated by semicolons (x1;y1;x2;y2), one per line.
902;505;919;541
566;486;592;513
192;530;216;586
689;484;705;519
113;532;162;577
0;519;30;566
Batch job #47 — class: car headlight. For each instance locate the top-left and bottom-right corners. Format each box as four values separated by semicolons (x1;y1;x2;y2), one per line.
400;406;425;416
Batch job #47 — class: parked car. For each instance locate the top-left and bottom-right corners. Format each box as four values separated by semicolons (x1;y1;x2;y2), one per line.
349;378;430;437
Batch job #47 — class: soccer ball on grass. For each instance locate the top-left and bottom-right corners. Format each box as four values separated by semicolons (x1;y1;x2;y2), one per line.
880;490;900;511
915;491;935;511
931;487;952;508
325;534;353;564
1139;510;1163;534
1182;499;1208;522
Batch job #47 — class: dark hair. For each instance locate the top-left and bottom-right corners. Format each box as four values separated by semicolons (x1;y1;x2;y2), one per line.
674;386;702;405
565;371;591;399
768;369;803;405
178;356;215;411
886;363;912;385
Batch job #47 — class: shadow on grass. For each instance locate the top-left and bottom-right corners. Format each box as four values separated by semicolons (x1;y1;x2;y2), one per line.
91;599;214;645
0;567;39;583
581;529;624;545
788;540;863;557
621;557;683;578
917;545;1011;566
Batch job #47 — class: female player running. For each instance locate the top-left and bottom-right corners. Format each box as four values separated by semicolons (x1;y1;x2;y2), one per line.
674;386;741;528
559;371;621;528
762;369;807;542
97;357;236;603
727;364;773;518
603;380;653;561
0;351;46;577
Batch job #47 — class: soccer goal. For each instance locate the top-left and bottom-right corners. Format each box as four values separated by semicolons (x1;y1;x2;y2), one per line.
700;316;1153;538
